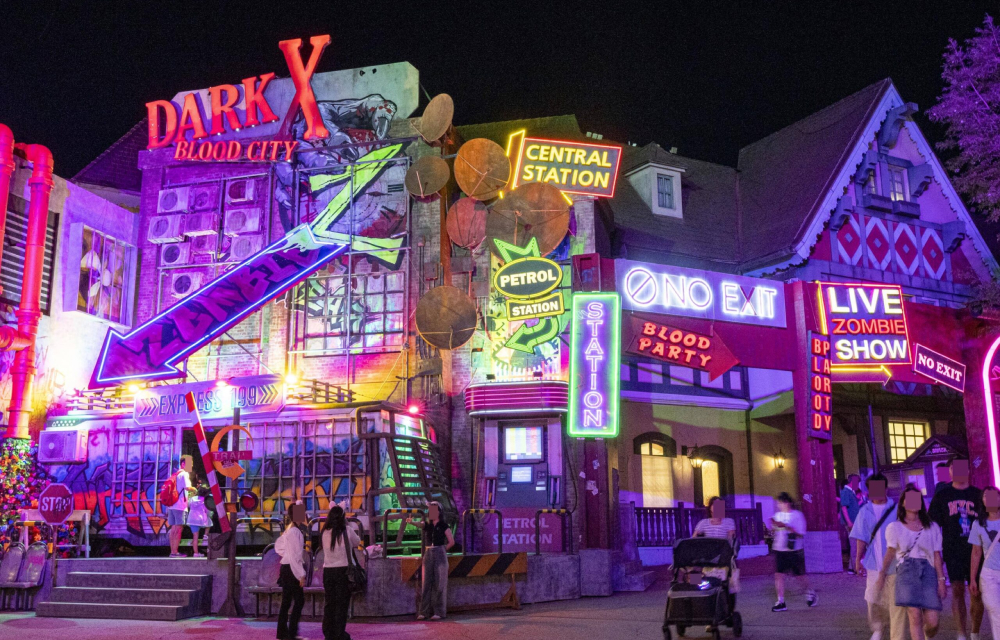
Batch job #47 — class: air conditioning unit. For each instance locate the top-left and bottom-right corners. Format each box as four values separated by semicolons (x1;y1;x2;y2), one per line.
183;212;220;237
189;184;220;211
148;215;184;244
190;234;217;257
170;271;204;298
157;187;190;213
39;428;89;463
230;235;264;262
160;242;191;267
225;179;256;204
224;208;262;236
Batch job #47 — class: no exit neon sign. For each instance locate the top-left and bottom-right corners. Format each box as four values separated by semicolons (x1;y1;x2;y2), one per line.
568;293;621;438
616;260;786;328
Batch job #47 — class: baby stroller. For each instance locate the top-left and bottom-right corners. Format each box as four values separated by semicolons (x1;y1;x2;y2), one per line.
662;537;742;639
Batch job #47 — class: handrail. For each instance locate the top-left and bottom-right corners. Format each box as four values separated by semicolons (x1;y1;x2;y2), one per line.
534;508;572;555
306;514;368;545
236;516;284;544
460;508;503;554
379;508;425;549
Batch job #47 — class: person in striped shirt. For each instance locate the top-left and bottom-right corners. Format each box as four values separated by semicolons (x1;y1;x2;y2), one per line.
694;497;737;542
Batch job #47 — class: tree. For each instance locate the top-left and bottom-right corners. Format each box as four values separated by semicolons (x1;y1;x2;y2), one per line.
928;14;1000;223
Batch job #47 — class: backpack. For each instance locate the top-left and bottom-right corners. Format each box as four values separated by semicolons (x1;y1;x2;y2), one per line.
160;471;180;508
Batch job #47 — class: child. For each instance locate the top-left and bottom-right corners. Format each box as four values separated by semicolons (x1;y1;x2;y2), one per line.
770;492;817;611
186;474;212;558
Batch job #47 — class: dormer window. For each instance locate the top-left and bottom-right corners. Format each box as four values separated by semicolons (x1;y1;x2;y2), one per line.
657;174;675;209
889;166;907;202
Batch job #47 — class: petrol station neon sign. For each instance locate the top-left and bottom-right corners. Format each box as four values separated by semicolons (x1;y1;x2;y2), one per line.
568;293;621;438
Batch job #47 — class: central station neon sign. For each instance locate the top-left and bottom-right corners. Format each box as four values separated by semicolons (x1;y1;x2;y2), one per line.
506;131;623;198
616;260;786;328
146;34;334;159
568;293;621;438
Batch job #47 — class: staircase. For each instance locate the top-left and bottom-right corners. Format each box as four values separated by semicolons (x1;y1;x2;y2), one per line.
614;558;657;592
36;572;212;621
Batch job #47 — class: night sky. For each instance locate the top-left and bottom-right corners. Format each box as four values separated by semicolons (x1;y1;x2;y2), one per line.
0;2;995;177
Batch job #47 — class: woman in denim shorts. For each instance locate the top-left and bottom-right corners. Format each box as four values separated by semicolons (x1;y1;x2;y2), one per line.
876;483;946;640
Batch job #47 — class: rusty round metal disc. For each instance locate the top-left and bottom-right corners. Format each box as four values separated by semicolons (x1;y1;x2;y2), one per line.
417;93;454;143
415;286;478;350
446;197;488;250
486;182;570;258
454;138;510;201
404;155;450;198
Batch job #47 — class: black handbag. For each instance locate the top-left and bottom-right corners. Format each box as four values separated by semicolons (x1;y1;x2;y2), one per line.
343;530;367;594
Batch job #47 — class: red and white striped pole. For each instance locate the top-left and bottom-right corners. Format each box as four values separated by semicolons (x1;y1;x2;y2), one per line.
186;392;231;533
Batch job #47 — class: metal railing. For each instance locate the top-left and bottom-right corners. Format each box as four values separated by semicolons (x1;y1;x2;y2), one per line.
378;508;426;550
461;508;503;554
534;508;573;555
634;504;765;547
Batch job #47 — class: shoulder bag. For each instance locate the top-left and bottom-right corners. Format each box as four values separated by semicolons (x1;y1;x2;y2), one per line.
343;530;367;594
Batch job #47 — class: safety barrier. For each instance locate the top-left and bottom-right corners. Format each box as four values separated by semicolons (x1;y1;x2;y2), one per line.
15;510;90;558
306;515;367;545
236;517;284;545
460;508;503;554
378;508;426;550
534;508;573;555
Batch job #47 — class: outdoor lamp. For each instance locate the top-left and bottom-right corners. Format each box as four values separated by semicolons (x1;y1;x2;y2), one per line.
774;449;786;469
689;444;704;468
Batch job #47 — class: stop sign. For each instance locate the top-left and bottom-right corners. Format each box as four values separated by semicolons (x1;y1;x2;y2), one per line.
38;483;74;525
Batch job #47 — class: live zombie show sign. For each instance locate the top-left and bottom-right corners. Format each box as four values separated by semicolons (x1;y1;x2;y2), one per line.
817;283;910;370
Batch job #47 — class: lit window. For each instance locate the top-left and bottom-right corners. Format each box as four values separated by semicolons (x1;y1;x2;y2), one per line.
657;174;675;209
888;421;928;463
889;167;907;202
863;170;877;196
79;227;135;324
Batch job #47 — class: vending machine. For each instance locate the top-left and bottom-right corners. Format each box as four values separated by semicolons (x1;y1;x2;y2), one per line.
484;417;563;509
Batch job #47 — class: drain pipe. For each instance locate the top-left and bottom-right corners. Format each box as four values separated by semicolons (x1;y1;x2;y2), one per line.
0;124;14;274
4;143;54;439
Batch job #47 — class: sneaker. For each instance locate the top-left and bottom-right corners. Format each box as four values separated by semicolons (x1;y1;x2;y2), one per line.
193;552;205;558
416;615;426;620
806;590;818;607
430;615;442;620
970;634;981;640
169;553;184;558
772;600;787;612
869;631;882;640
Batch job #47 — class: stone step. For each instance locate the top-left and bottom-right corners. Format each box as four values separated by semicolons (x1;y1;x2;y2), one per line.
616;569;657;592
64;572;210;590
36;601;193;621
48;586;197;606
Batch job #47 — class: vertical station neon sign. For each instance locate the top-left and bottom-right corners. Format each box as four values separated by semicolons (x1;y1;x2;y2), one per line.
568;293;621;438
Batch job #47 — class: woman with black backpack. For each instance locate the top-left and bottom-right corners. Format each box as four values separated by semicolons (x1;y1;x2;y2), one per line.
322;506;362;640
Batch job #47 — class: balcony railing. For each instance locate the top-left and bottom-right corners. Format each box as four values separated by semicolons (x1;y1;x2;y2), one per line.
634;503;766;547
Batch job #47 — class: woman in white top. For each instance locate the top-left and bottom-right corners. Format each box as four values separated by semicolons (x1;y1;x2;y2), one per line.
693;497;737;542
970;485;1000;640
876;483;946;640
322;506;362;640
275;503;307;640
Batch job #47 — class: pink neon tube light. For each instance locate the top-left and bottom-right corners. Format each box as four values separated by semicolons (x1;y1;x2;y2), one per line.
982;336;1000;484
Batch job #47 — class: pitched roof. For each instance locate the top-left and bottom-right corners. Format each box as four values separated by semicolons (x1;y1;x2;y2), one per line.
604;144;741;271
72;120;147;193
736;79;892;269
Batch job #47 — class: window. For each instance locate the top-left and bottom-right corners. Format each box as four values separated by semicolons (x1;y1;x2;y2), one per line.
888;421;928;463
302;268;406;353
657;174;675;209
862;169;878;196
0;202;57;314
889;166;907;202
634;432;677;457
79;227;135;324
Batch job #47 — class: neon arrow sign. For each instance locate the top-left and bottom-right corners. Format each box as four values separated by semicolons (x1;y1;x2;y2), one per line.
90;144;403;387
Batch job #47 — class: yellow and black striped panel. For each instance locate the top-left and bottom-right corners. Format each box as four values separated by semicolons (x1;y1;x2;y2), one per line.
401;552;528;581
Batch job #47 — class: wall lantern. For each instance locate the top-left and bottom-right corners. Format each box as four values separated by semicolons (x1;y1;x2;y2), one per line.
688;444;704;469
774;449;786;469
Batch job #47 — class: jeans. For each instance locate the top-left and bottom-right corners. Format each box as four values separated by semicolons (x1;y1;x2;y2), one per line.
277;564;304;640
981;567;1000;640
323;567;351;640
420;546;448;618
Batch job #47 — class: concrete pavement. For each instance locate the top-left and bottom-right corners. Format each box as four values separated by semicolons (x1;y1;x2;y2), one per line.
4;571;996;639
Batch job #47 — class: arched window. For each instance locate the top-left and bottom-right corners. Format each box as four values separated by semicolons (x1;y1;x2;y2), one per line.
633;432;677;457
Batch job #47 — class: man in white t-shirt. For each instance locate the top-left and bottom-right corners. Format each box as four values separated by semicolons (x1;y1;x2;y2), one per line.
770;492;817;611
167;455;193;558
